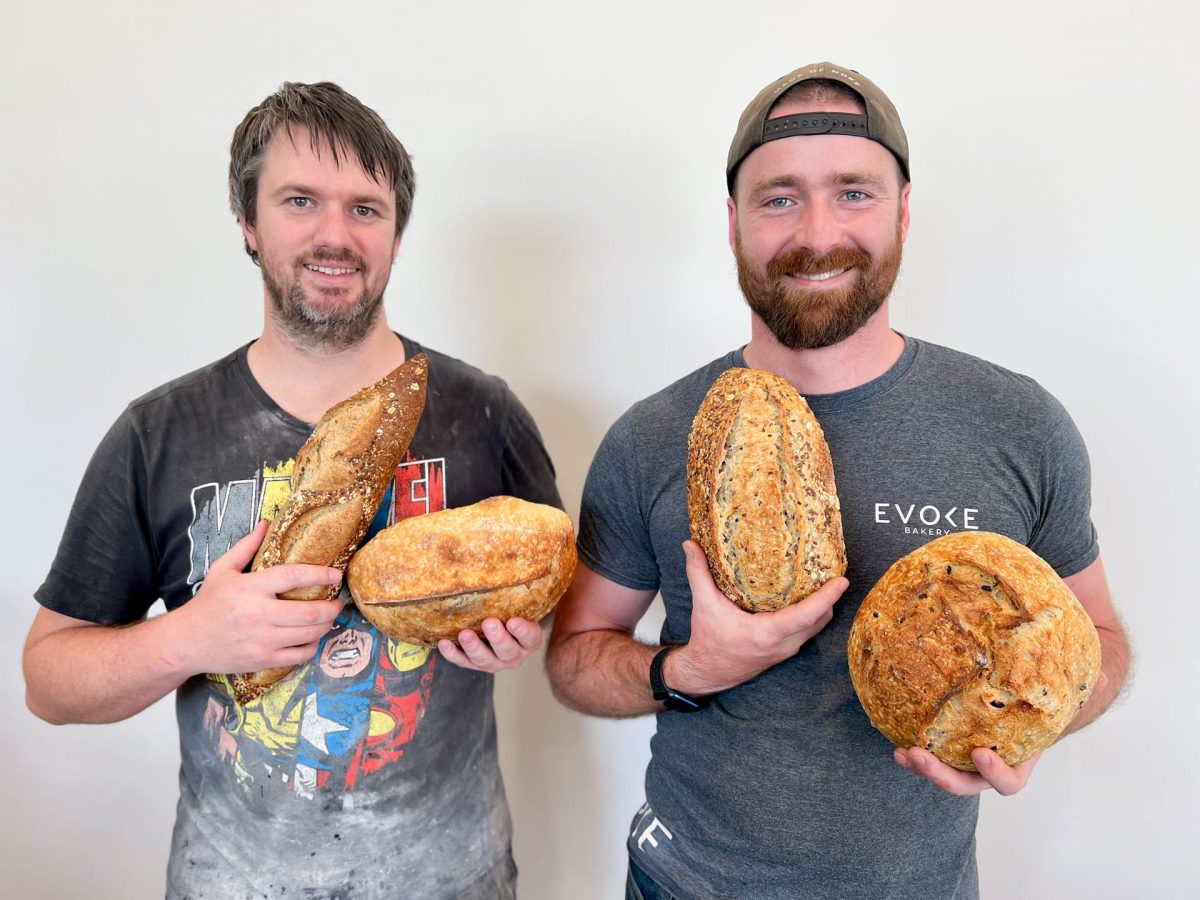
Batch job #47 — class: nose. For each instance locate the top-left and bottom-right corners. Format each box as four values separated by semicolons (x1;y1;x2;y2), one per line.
793;200;843;256
312;205;352;251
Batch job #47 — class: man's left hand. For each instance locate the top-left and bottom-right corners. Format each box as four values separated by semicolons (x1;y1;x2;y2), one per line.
893;747;1039;796
437;618;543;673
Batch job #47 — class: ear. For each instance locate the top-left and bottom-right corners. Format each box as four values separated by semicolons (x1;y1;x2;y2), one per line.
392;232;402;262
898;182;912;242
240;217;259;255
727;196;738;252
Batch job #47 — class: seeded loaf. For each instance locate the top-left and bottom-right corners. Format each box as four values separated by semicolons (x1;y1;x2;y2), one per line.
687;367;846;612
347;496;577;646
230;353;428;704
847;531;1101;771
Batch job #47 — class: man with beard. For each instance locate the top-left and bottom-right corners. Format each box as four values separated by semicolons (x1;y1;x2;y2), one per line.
545;62;1129;899
24;82;560;899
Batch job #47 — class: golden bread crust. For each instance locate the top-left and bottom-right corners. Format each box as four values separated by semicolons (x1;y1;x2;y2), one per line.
847;531;1101;771
347;496;577;646
687;367;845;612
230;354;428;704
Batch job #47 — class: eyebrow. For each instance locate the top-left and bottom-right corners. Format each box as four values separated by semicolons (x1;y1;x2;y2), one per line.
834;171;890;191
748;170;891;194
270;183;392;207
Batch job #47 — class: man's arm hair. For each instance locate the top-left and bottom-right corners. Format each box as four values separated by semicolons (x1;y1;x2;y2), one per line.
544;563;661;718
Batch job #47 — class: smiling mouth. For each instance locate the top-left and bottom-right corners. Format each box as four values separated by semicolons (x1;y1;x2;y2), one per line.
789;267;849;282
305;264;359;276
330;648;361;662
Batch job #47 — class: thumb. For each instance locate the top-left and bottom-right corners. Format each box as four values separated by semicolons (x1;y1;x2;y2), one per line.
682;540;729;609
210;519;270;575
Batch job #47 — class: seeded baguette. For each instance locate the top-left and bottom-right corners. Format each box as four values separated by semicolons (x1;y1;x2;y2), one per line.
230;353;428;704
687;367;846;612
847;531;1102;771
347;496;577;646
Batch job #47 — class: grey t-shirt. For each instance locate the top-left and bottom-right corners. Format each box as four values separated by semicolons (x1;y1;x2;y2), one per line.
37;336;561;899
578;335;1097;900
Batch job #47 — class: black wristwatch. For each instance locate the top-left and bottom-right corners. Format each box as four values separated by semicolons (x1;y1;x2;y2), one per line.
650;646;711;712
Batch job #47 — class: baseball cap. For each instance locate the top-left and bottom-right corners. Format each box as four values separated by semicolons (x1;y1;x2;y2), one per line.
726;61;910;195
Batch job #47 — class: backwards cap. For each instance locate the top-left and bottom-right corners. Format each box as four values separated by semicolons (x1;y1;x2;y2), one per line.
726;61;910;194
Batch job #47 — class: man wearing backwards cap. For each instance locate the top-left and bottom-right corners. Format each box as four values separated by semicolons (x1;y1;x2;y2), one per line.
546;62;1129;898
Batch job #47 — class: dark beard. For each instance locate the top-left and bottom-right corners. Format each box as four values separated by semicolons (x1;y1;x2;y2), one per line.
261;248;385;352
735;226;903;350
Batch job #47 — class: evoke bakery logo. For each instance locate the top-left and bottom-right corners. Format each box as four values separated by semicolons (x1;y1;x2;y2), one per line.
873;501;980;538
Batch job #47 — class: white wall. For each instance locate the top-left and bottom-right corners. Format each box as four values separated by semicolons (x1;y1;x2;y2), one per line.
2;1;1196;897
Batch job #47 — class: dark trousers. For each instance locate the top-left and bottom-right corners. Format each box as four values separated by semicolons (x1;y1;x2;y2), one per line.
625;857;675;900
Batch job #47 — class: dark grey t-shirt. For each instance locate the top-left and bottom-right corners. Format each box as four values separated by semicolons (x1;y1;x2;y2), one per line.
37;336;561;900
579;336;1097;900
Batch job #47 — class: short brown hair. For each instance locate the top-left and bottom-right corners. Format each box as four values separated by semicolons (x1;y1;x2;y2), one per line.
772;78;866;115
229;82;416;262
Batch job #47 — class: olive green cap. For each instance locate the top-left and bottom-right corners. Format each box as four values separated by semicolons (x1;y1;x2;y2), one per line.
726;61;910;195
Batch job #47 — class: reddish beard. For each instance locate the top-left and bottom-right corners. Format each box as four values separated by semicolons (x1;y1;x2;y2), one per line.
735;225;904;350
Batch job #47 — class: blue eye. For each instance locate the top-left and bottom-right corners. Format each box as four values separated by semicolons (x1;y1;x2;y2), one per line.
289;197;312;208
767;197;793;209
351;205;375;218
842;190;867;202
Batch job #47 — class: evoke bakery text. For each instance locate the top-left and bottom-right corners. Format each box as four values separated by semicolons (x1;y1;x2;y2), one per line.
873;502;979;537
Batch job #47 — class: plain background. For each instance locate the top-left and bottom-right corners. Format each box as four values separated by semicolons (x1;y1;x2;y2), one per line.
3;1;1196;897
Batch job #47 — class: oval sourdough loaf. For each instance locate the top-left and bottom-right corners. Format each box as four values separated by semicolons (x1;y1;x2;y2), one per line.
687;367;846;612
347;496;577;646
230;353;428;704
847;531;1101;771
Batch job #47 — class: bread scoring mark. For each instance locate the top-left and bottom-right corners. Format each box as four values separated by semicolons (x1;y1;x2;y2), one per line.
697;370;845;612
847;532;1102;771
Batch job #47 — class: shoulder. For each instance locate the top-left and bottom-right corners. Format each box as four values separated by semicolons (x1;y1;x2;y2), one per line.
610;351;742;443
909;337;1071;427
123;346;249;421
403;337;513;406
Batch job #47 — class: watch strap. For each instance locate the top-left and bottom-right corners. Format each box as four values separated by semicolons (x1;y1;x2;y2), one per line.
650;646;711;712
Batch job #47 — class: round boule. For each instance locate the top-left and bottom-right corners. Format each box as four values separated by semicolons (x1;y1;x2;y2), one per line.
847;531;1101;771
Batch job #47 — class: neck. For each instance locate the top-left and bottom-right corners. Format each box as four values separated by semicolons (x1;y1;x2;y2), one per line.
247;311;406;424
742;304;904;395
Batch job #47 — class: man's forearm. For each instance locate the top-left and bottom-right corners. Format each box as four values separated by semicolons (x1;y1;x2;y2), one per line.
1063;622;1131;736
546;629;662;718
24;613;190;725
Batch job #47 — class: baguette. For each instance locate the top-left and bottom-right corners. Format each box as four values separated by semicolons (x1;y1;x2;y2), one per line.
230;353;428;704
847;531;1102;771
687;367;846;612
347;496;577;646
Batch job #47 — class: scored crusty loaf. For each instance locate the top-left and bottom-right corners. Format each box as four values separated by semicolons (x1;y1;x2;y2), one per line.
847;531;1102;771
230;353;428;704
687;367;846;612
347;496;577;646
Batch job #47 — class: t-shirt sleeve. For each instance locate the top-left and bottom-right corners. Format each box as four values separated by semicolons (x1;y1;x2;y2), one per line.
35;409;161;625
1026;396;1099;579
499;388;563;510
576;412;661;592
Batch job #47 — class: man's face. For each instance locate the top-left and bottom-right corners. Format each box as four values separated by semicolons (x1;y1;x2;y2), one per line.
241;127;401;351
728;99;911;350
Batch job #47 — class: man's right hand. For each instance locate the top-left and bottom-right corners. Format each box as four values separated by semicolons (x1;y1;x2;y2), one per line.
167;519;344;677
664;540;848;697
24;520;345;725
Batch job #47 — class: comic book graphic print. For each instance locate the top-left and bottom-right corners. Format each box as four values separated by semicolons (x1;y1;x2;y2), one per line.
189;453;448;800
